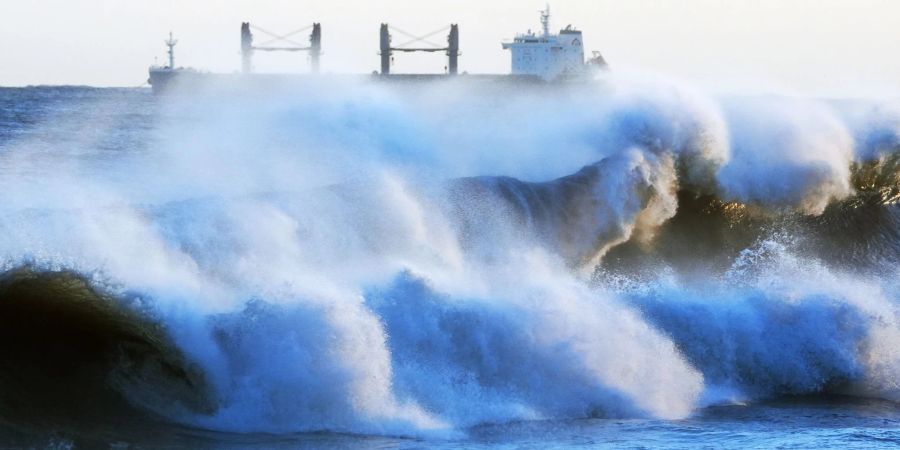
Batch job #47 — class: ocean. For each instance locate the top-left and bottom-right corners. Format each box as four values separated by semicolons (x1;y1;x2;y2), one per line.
0;80;897;448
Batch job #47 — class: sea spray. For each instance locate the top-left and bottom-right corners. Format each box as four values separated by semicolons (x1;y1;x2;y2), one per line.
0;79;897;437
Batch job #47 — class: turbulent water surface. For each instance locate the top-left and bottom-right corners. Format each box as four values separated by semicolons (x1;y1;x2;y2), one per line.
0;80;898;448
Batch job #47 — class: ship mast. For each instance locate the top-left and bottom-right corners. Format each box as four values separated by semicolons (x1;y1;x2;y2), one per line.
165;32;178;69
540;4;551;37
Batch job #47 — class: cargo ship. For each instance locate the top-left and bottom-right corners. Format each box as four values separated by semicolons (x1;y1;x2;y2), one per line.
148;7;607;94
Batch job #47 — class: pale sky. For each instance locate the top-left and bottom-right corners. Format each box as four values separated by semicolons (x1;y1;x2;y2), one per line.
2;0;898;98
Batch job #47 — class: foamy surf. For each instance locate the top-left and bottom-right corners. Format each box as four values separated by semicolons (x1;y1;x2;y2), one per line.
0;78;897;445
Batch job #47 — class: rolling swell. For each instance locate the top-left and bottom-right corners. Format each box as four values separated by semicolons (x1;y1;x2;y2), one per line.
601;151;900;276
600;189;900;277
0;268;213;431
448;148;677;271
434;101;900;411
449;143;900;277
1;83;900;441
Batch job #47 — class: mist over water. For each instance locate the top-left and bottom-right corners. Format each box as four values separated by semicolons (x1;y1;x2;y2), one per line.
0;75;898;445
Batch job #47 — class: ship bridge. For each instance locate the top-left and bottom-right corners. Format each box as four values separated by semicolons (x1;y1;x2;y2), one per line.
502;6;587;81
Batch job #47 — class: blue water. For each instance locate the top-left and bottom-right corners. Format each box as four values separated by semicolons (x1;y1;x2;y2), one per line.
8;398;898;448
0;84;898;448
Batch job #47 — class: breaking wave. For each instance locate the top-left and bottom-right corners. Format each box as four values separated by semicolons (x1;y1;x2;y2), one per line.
0;76;898;437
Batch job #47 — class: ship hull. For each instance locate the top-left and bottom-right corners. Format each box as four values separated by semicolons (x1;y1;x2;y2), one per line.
148;69;570;95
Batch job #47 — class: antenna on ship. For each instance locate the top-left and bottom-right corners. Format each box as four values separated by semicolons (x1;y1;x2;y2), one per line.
164;32;178;69
540;4;551;37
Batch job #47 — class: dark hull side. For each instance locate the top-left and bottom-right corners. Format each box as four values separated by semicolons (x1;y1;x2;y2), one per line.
148;69;579;95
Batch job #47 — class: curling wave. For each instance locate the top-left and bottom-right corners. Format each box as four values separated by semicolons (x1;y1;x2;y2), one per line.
0;79;898;437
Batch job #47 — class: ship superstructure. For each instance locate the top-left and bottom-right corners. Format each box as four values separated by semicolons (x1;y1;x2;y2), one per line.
502;6;591;81
147;32;198;91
